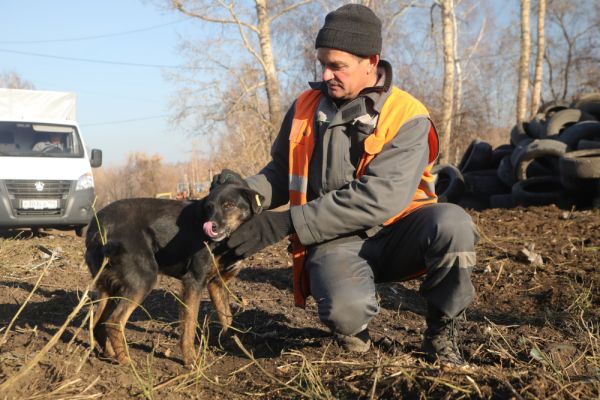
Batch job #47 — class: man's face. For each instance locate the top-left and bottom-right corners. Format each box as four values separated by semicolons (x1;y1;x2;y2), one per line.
317;48;379;101
50;134;61;144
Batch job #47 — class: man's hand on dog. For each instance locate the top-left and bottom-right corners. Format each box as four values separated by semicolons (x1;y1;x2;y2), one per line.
227;210;293;258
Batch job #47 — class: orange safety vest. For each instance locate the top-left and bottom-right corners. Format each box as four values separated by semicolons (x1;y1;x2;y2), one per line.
289;87;440;308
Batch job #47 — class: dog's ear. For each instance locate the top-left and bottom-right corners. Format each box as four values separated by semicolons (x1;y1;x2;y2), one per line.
242;188;264;215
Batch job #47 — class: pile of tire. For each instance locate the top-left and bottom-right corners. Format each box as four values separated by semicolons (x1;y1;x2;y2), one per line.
433;93;600;209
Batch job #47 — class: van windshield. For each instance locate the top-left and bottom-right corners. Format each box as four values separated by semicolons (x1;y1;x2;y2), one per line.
0;121;84;158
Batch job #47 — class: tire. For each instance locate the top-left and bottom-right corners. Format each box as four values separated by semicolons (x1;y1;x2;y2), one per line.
528;114;547;139
511;139;568;181
557;121;600;148
574;92;600;119
463;169;510;196
544;108;596;138
512;176;566;207
458;194;489;210
539;99;570;118
577;139;600;150
489;193;516;209
431;164;465;204
458;139;493;173
489;144;514;168
510;122;531;146
497;155;516;187
559;149;600;180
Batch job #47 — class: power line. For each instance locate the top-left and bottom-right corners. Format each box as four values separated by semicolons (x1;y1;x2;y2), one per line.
0;48;183;69
0;20;186;44
81;114;170;127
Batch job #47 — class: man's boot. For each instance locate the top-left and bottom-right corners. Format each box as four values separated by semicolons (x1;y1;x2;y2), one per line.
422;305;466;366
334;328;371;353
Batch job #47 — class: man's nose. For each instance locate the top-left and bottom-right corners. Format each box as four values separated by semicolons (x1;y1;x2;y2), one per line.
322;67;334;81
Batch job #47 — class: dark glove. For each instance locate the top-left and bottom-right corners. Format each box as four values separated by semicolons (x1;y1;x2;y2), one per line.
210;169;247;190
227;210;294;258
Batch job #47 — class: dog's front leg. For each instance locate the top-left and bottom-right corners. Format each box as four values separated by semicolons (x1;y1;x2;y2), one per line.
207;280;232;331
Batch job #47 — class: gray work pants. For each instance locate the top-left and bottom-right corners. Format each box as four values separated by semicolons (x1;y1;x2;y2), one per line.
306;203;479;336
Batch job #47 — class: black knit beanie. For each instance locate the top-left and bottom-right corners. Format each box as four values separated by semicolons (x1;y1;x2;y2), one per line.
315;4;382;57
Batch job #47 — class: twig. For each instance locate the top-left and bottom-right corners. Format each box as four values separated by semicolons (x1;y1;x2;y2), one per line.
369;351;382;400
0;199;109;391
0;252;57;348
503;379;525;400
232;335;308;398
465;375;482;398
490;261;504;290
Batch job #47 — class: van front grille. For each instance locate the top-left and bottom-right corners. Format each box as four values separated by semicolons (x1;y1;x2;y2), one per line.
5;180;72;199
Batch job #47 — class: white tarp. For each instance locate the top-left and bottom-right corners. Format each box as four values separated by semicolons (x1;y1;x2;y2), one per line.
0;88;76;121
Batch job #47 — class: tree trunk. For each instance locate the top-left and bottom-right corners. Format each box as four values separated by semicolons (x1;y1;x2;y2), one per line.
452;4;462;152
255;0;283;139
439;0;455;165
530;0;546;117
517;0;531;124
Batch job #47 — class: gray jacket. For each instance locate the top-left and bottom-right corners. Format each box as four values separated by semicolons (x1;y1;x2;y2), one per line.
246;60;434;246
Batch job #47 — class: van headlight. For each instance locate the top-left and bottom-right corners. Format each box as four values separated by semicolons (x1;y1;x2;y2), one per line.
76;172;94;191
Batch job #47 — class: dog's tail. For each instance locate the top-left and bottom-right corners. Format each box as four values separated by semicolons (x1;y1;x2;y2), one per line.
101;240;125;259
85;239;125;276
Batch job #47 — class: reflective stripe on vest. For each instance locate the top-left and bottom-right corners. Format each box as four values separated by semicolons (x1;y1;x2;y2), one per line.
288;87;440;308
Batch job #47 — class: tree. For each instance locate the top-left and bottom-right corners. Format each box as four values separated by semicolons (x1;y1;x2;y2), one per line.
516;0;531;124
169;0;311;141
530;0;546;117
94;152;174;207
544;0;599;100
438;0;456;164
0;72;34;89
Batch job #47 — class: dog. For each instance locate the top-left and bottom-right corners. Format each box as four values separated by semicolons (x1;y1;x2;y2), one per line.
85;181;263;366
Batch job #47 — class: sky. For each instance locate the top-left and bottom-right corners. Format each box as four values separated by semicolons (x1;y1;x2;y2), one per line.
0;1;521;169
0;0;200;167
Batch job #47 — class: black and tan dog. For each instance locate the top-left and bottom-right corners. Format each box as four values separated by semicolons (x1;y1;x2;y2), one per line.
85;181;263;366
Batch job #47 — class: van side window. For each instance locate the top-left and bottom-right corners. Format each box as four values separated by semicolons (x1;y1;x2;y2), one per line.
0;130;18;153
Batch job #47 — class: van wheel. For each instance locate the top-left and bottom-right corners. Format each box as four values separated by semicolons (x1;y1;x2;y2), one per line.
75;226;85;237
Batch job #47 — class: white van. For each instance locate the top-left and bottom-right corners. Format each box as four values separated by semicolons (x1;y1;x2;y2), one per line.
0;88;102;235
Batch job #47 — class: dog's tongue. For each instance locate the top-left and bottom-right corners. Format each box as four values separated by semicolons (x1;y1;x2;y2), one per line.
203;221;218;238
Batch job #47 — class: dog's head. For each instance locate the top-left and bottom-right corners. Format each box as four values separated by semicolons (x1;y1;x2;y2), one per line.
202;183;264;242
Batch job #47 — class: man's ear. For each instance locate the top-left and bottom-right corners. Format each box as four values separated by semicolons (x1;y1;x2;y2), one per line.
242;188;264;214
368;54;379;74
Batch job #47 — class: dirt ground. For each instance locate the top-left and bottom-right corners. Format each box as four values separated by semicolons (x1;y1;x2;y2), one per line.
0;205;598;399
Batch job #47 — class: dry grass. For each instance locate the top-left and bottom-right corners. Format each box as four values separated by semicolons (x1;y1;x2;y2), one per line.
0;206;598;399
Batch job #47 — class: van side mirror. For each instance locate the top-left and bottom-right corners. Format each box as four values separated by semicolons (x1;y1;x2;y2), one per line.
90;149;102;168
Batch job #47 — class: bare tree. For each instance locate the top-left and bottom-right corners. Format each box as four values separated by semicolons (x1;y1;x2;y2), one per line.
0;72;34;89
517;0;531;124
530;0;546;117
545;0;599;100
438;0;456;164
170;0;311;140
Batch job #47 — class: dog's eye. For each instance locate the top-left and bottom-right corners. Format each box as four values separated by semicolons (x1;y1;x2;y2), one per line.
222;201;235;210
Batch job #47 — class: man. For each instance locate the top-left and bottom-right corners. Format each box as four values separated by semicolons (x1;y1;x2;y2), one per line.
32;133;64;152
220;4;478;366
